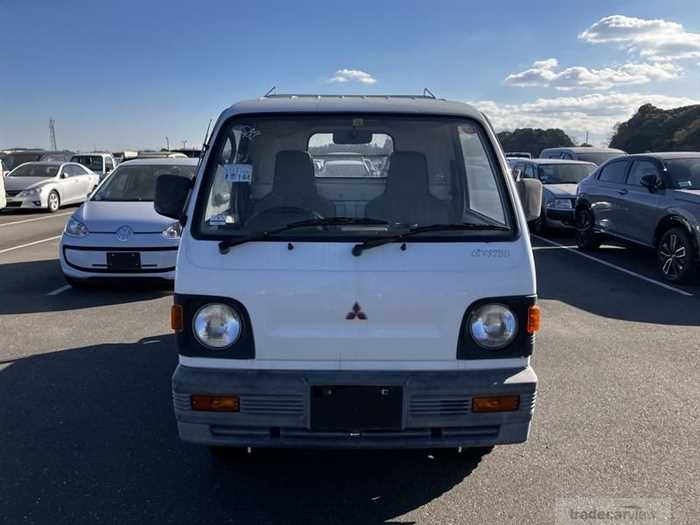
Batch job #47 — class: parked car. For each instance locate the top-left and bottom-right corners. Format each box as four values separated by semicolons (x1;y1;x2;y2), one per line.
3;162;99;212
540;147;626;166
71;153;117;180
59;158;198;286
154;94;544;453
510;159;596;232
320;158;372;177
576;152;700;283
0;166;5;209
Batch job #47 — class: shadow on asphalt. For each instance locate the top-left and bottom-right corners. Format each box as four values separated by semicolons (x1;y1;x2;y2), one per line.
0;258;171;315
534;231;700;326
0;335;488;524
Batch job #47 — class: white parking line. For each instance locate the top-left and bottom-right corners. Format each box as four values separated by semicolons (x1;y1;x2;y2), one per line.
0;211;72;227
532;235;693;297
0;235;61;256
47;284;71;296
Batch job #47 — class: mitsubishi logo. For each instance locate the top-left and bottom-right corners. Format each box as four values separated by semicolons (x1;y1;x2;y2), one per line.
346;302;367;320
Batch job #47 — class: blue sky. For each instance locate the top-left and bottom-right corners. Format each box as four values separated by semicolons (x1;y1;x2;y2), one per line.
2;0;700;150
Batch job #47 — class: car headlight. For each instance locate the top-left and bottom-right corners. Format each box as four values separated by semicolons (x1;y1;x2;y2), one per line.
193;304;242;349
469;304;518;350
162;221;182;240
18;188;40;198
64;217;89;237
547;199;573;210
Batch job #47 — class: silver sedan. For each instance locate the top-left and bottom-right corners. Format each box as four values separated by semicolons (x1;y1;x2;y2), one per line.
3;162;100;212
59;158;197;286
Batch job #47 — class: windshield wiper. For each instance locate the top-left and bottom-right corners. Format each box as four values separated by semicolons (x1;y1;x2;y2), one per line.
351;223;510;256
218;217;389;254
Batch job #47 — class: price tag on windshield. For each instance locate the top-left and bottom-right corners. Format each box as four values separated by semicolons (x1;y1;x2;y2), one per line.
224;163;252;183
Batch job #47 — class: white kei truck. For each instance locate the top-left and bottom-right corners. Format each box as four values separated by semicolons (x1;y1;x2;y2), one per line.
155;94;543;454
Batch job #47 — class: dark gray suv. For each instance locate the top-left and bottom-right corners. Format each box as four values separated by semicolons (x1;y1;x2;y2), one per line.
575;152;700;283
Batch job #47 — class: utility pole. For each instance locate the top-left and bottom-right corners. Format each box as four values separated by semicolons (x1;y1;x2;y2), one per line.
165;136;170;150
181;139;188;149
585;131;589;145
49;118;57;150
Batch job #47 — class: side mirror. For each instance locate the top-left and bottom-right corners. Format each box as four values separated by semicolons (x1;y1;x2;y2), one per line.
640;174;661;192
516;178;543;223
155;174;193;223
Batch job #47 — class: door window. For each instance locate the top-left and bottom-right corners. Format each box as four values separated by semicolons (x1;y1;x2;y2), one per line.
626;160;659;186
72;164;89;175
598;161;629;184
62;165;76;177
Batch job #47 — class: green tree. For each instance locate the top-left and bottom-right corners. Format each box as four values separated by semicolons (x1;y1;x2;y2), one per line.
496;128;575;158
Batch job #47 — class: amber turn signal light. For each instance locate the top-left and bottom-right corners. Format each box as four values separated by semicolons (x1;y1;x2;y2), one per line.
171;304;183;331
472;395;520;413
527;305;541;333
191;395;240;412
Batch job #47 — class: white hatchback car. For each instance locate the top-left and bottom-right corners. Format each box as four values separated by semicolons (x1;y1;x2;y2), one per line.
59;158;197;286
3;162;99;212
156;95;543;453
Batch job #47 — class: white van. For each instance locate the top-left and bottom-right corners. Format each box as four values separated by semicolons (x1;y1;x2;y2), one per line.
156;95;543;452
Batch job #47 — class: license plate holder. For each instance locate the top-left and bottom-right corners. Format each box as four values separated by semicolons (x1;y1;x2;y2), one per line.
310;385;403;431
107;252;141;271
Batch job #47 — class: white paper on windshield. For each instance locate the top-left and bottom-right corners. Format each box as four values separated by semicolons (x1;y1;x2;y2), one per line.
224;163;252;183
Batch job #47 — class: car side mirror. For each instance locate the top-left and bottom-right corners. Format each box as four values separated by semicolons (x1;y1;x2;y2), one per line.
516;178;543;223
155;174;193;223
640;174;661;192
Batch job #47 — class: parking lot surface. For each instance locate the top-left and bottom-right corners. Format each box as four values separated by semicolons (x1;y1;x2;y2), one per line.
1;209;698;524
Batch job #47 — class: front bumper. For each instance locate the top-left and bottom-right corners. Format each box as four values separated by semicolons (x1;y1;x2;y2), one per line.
60;238;177;280
173;365;537;449
3;194;48;209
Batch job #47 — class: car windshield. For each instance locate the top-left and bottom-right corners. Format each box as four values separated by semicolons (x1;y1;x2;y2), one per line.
2;153;44;171
195;114;513;240
537;163;595;184
576;151;624;165
10;163;59;178
665;158;700;190
72;155;103;171
93;164;196;201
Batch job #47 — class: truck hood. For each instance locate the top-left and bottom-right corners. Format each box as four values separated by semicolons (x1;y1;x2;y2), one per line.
3;177;54;192
177;237;536;364
76;201;173;233
543;183;577;198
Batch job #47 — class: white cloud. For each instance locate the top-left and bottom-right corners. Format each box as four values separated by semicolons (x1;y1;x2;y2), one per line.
472;92;700;144
579;15;700;62
504;59;681;90
327;69;377;84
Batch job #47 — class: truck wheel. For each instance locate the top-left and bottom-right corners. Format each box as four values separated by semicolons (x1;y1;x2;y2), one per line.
657;227;694;283
47;191;60;213
575;208;600;251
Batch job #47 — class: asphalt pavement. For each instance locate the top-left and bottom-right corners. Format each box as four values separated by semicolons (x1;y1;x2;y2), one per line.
0;209;698;524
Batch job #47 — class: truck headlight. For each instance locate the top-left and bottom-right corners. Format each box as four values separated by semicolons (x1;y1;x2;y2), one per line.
547;199;573;210
469;304;518;349
193;304;242;349
162;222;182;239
64;218;89;237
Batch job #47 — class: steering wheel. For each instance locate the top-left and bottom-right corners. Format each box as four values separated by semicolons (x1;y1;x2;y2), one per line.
244;206;323;232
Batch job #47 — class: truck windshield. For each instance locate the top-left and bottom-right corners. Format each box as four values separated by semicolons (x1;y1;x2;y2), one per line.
195;115;513;240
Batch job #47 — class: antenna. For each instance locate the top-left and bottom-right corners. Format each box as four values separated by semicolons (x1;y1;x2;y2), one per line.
423;88;436;99
49;118;57;150
202;118;213;148
263;86;277;97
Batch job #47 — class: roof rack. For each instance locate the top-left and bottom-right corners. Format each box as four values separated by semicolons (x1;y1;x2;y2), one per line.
261;93;440;100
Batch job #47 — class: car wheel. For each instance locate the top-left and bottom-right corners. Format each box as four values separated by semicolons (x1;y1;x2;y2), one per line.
530;214;546;235
47;190;60;213
575;207;600;251
657;227;694;283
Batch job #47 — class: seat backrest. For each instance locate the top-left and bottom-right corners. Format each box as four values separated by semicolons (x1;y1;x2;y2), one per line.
254;150;335;216
366;151;448;225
